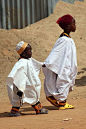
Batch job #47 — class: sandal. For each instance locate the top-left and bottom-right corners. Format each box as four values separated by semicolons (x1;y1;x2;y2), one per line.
32;102;48;114
37;108;48;114
46;96;59;107
59;103;75;110
9;108;21;117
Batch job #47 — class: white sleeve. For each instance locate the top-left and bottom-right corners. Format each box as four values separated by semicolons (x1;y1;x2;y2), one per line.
6;59;27;92
31;58;43;75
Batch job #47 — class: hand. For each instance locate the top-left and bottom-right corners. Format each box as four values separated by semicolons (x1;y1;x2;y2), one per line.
42;64;46;67
17;91;23;97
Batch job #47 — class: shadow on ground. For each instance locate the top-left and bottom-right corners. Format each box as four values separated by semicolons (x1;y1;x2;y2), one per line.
0;105;59;118
75;68;86;86
75;76;86;86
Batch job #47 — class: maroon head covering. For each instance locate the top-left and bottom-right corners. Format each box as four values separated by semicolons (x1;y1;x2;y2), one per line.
56;14;73;29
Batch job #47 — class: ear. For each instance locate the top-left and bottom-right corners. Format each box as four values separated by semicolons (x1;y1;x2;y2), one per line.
21;51;26;56
66;25;71;29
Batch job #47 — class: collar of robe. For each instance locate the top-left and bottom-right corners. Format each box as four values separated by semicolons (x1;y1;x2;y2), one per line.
18;57;25;60
18;57;30;60
60;32;71;38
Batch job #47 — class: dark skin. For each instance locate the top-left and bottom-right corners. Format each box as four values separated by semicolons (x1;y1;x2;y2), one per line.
64;18;76;35
42;18;76;67
20;44;32;59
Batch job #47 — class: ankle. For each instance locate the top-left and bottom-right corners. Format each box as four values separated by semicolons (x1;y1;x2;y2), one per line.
11;107;20;113
59;100;66;107
32;101;42;114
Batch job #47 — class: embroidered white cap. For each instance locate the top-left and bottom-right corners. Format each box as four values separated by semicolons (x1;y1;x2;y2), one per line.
16;41;28;55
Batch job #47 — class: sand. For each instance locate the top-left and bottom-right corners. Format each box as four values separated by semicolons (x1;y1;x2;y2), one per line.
0;1;86;129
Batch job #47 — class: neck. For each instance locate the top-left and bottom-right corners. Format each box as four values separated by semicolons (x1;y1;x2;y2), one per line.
19;57;28;59
64;30;70;35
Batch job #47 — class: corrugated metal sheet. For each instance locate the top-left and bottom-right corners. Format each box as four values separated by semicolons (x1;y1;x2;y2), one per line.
0;0;84;30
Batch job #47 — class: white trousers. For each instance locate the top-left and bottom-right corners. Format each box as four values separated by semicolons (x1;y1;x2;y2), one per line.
43;67;72;102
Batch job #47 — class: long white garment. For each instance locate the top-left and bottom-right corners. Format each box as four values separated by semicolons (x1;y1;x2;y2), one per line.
6;58;43;107
42;36;77;102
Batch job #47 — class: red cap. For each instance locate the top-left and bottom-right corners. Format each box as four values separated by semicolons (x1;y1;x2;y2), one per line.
56;14;73;29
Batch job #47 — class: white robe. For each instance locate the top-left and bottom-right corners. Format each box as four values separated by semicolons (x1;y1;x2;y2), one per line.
42;36;77;102
6;58;43;107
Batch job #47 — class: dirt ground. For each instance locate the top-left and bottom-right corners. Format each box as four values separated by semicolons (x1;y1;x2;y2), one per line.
0;1;86;129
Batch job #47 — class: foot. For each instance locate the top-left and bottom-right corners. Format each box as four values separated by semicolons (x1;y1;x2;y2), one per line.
32;102;48;114
9;108;21;117
37;108;48;114
46;96;59;107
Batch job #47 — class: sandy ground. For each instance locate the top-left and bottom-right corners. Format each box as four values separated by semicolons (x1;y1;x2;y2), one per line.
0;1;86;129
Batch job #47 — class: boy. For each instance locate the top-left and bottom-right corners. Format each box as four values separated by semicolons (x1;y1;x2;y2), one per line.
42;14;77;109
6;41;48;116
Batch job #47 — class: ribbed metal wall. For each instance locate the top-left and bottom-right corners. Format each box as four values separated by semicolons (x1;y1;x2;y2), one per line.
0;0;84;30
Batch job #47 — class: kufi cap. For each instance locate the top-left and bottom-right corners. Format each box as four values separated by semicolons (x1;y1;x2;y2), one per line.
16;41;28;55
56;14;73;29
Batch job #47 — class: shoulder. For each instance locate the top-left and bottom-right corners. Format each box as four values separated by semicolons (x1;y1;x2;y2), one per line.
18;58;28;63
17;59;29;68
58;37;75;45
57;36;70;44
7;59;29;77
53;36;69;48
59;36;70;42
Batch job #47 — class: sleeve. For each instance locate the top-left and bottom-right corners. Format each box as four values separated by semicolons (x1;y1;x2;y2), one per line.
31;58;43;75
6;59;27;92
44;37;69;74
13;66;27;92
69;40;77;87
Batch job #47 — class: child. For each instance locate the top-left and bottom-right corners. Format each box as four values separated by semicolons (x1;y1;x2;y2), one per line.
42;14;77;109
6;41;48;116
